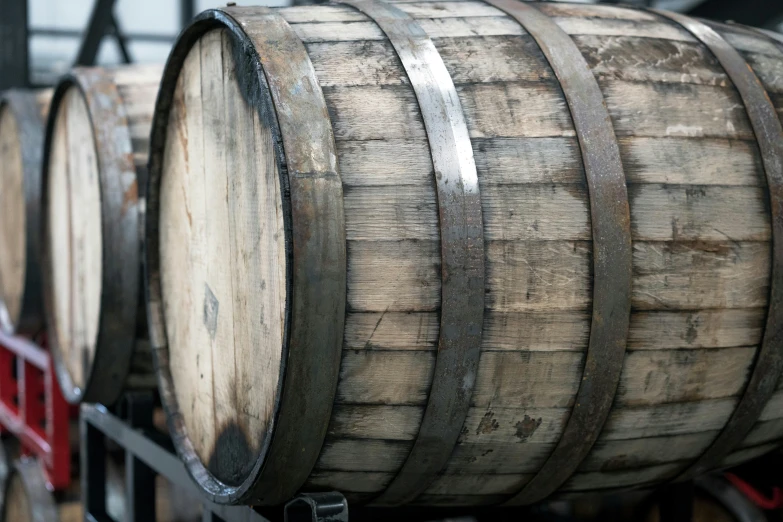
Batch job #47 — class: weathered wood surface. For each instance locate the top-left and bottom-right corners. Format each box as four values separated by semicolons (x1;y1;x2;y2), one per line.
44;65;161;405
160;30;287;484
150;1;783;506
0;89;52;334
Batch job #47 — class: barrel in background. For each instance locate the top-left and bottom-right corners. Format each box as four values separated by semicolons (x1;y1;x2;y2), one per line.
1;459;58;522
0;89;52;335
144;1;783;508
42;65;162;407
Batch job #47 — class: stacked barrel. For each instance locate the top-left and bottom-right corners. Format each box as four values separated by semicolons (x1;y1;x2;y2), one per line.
0;65;163;521
3;0;783;514
41;65;162;406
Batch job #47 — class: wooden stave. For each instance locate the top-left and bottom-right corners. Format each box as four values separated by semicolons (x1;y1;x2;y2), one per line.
1;459;58;522
335;0;486;506
645;10;783;483
0;89;51;335
41;67;157;407
480;0;632;506
703;19;783;472
147;0;783;504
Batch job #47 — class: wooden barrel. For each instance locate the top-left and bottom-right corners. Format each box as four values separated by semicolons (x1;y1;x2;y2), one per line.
42;65;162;406
145;2;783;507
0;444;9;517
1;459;57;522
0;89;52;334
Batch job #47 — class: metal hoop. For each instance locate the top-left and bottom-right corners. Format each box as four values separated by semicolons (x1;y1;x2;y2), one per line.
336;0;485;506
651;9;783;481
483;0;633;505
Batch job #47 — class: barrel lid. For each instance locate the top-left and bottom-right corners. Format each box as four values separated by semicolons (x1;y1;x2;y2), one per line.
45;83;104;400
0;102;27;333
155;25;288;490
147;5;346;504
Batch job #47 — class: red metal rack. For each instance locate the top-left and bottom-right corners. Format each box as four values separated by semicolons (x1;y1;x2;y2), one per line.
0;330;70;490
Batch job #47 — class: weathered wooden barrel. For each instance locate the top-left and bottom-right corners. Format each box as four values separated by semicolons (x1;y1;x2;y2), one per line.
0;89;52;334
1;459;57;522
42;65;162;406
145;1;783;507
0;444;9;516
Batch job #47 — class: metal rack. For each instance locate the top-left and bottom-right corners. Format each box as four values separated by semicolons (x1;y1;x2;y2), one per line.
0;330;71;490
80;398;350;522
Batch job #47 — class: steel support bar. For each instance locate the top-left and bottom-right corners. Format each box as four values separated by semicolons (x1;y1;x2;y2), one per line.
76;0;118;65
181;0;196;29
688;0;783;30
76;0;134;65
0;0;29;88
81;404;271;522
110;13;133;64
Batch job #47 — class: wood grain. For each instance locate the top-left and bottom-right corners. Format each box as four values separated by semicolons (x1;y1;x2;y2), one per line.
0;106;25;329
47;86;103;392
153;1;783;504
160;29;286;484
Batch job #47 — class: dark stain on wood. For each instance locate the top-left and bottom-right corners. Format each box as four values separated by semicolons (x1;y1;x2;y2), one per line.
685;313;700;344
476;410;500;435
515;415;543;442
600;454;639;472
207;422;255;486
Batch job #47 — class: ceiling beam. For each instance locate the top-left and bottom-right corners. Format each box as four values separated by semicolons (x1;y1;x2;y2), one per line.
687;0;783;29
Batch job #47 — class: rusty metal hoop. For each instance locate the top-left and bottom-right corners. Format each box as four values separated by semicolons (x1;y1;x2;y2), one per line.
336;0;485;506
650;9;783;481
482;0;633;505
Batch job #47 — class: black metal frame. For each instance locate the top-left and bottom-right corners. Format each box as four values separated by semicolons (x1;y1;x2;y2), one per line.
0;0;30;89
80;398;349;522
687;0;783;30
72;0;196;67
75;0;130;66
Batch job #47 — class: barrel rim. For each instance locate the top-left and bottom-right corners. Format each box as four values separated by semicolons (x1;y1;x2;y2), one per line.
144;10;296;505
41;69;140;406
2;458;58;522
649;10;783;482
0;441;7;517
0;90;46;335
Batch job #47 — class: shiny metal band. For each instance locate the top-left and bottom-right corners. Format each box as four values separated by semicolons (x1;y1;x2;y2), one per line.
484;0;633;505
146;7;346;505
652;9;783;481
337;0;485;506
